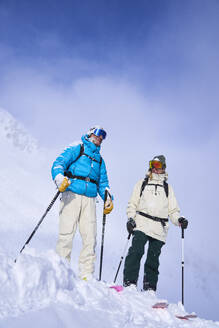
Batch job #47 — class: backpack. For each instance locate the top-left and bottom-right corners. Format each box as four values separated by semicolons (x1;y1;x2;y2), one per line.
140;176;169;198
67;143;102;169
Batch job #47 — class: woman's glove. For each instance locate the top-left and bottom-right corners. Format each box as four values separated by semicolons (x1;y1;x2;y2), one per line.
127;218;136;234
178;217;188;229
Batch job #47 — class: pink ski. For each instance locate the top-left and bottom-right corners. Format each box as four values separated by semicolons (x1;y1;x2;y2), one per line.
152;302;169;309
176;314;197;320
110;285;124;292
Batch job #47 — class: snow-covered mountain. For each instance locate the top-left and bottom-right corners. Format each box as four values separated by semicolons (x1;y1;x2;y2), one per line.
0;108;55;235
0;108;218;327
0;108;38;153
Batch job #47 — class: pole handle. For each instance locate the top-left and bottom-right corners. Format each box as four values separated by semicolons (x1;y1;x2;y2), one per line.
104;189;108;202
181;226;184;238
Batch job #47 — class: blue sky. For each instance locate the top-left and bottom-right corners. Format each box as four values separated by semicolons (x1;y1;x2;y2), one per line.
0;0;219;148
0;0;219;320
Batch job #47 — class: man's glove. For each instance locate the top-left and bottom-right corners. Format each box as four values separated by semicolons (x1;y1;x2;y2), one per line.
54;173;71;192
127;218;136;234
104;198;114;214
178;217;188;229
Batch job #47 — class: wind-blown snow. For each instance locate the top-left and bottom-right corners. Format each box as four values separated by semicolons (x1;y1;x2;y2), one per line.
0;109;219;327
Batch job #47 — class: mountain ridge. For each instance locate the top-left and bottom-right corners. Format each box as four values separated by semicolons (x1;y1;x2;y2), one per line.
0;108;38;153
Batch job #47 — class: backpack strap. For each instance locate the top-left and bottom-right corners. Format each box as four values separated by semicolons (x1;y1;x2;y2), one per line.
140;176;168;198
77;143;84;160
163;180;169;197
83;152;102;165
65;143;84;173
140;176;149;197
78;143;102;165
66;143;102;170
137;211;168;227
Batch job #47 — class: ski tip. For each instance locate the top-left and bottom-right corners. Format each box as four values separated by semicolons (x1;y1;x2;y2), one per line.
176;314;197;320
110;285;124;292
186;314;197;318
176;315;189;320
152;302;169;309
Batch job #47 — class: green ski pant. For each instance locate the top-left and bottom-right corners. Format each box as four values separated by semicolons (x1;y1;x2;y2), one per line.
123;230;164;289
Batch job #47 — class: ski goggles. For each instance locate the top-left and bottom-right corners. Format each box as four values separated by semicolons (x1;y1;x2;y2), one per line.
149;160;163;169
93;128;107;140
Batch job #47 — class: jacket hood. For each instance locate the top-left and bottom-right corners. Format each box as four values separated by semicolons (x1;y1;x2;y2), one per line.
82;135;101;153
146;170;168;182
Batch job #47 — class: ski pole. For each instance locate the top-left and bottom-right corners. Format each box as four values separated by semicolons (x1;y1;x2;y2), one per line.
99;189;108;281
181;227;185;305
113;232;132;283
15;190;60;262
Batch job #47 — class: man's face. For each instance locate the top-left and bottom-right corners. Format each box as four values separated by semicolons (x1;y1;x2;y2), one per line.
152;167;165;174
90;133;103;146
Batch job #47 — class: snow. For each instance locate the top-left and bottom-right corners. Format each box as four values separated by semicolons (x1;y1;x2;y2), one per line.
0;248;218;328
0;108;219;327
0;108;38;153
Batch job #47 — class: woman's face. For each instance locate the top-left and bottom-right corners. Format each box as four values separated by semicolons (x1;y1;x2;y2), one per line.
152;167;165;174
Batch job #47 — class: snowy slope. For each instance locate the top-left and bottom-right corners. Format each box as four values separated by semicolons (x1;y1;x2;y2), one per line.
0;249;219;328
0;108;219;327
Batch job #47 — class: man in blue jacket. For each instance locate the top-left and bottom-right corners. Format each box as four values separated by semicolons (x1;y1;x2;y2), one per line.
51;126;113;280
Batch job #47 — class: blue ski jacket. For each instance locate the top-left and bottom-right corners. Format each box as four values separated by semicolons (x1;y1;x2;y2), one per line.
51;135;110;200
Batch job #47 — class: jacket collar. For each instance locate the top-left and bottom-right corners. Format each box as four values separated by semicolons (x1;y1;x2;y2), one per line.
150;172;168;183
81;135;100;153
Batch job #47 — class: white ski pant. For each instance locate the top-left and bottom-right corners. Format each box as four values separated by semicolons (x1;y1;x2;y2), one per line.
56;191;97;279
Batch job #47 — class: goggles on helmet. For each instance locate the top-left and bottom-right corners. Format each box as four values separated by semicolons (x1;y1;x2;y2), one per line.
149;160;163;169
93;128;107;140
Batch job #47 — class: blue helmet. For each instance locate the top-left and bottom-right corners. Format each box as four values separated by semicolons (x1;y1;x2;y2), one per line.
87;126;107;140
